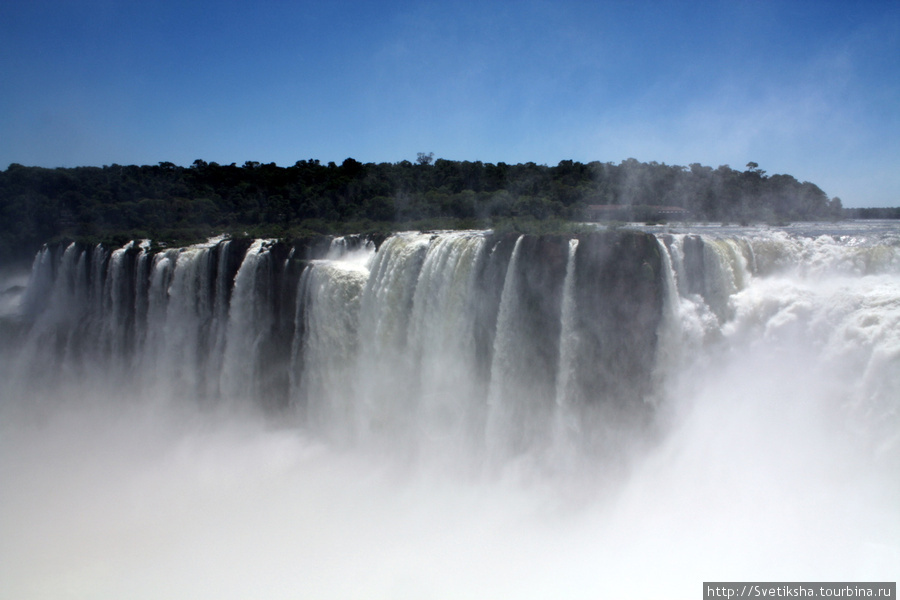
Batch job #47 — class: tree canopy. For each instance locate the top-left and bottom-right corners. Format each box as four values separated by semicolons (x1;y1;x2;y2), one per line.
0;157;846;261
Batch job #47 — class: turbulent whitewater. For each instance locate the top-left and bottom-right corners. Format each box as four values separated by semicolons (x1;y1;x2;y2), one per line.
1;223;898;598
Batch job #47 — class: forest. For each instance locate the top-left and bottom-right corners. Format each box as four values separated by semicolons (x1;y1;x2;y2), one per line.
0;156;847;261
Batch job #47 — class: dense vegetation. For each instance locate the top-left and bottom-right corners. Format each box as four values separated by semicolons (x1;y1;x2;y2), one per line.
843;206;900;219
1;156;845;261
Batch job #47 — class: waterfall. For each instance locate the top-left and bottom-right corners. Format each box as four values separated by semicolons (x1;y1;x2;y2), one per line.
405;231;487;452
220;239;275;403
292;257;370;439
20;245;55;318
1;224;898;598
102;241;133;363
551;238;581;460
159;243;218;399
5;226;898;454
355;232;433;443
485;234;529;460
294;231;493;454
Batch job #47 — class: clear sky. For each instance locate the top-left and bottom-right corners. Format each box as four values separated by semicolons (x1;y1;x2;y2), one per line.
2;0;898;207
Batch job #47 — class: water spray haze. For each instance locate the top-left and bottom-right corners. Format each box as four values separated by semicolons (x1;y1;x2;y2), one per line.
1;224;898;598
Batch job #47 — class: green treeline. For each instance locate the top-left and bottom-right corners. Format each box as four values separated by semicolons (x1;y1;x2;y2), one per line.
844;206;900;219
0;156;843;260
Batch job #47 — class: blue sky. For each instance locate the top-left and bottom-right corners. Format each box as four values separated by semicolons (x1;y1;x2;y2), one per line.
2;0;898;207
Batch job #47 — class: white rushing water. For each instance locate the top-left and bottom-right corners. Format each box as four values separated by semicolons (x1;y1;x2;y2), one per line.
0;223;898;598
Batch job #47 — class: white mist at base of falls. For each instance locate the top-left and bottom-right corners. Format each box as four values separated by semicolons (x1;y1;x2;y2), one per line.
0;223;898;599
